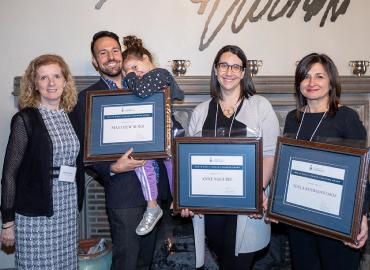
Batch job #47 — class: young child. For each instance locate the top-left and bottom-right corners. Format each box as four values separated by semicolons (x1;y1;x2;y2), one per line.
122;35;184;235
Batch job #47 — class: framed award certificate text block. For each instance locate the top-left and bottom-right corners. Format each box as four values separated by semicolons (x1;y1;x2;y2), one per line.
84;89;171;162
173;137;263;215
267;136;369;244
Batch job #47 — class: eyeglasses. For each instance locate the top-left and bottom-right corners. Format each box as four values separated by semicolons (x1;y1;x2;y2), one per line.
216;62;244;73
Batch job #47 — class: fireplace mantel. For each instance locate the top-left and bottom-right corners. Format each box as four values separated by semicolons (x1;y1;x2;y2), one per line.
13;75;370;95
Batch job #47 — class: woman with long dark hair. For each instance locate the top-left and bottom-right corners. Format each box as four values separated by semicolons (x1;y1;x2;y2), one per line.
284;52;369;270
186;45;280;269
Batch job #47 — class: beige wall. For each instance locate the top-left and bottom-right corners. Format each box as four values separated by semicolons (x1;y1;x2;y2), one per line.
1;0;370;267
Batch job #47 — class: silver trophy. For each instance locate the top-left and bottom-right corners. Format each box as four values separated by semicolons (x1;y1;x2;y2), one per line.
349;60;369;76
168;60;191;76
247;60;263;76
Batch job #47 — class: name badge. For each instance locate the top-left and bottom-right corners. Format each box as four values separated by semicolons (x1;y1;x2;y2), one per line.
58;165;77;183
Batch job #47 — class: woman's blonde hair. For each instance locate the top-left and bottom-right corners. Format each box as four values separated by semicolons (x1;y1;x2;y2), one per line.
19;54;77;112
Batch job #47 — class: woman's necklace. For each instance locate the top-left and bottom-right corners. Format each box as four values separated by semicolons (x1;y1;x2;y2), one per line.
214;99;240;137
220;106;234;117
295;106;327;141
219;99;239;118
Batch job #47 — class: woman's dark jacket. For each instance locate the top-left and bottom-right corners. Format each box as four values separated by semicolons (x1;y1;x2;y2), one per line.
0;107;85;223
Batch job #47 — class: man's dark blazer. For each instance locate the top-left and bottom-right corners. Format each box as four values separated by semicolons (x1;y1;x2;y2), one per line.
71;78;146;209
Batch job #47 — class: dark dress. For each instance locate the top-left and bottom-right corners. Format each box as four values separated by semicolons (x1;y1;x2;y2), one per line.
201;98;257;269
284;106;367;270
12;107;79;269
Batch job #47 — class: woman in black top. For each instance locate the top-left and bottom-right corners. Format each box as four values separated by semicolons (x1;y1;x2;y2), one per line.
0;54;84;269
284;53;368;270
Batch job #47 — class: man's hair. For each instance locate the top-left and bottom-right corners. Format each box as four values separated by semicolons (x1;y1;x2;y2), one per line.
90;31;121;56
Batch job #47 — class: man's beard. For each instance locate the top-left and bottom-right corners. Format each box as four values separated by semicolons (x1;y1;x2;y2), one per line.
98;61;122;78
100;67;121;78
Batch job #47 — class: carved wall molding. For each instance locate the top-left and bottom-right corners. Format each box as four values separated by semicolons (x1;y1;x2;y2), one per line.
13;75;370;96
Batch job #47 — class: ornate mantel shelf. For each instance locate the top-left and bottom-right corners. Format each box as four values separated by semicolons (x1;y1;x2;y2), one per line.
176;75;370;94
12;75;370;239
12;75;370;139
12;75;370;95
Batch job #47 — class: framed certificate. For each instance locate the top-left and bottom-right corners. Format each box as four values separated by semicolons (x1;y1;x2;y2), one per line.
84;89;171;162
173;137;263;215
267;136;369;244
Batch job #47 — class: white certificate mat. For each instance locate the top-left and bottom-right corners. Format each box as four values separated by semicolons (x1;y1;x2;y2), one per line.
102;104;153;144
190;155;244;197
285;159;345;216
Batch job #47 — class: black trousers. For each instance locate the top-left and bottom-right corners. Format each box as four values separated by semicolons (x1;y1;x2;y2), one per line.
107;207;158;270
288;226;360;270
205;214;256;270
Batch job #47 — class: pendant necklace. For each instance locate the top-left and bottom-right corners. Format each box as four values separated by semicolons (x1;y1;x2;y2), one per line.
219;100;235;118
214;100;239;138
295;106;327;141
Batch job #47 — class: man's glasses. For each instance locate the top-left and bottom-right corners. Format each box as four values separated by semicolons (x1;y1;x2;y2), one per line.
216;62;244;73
